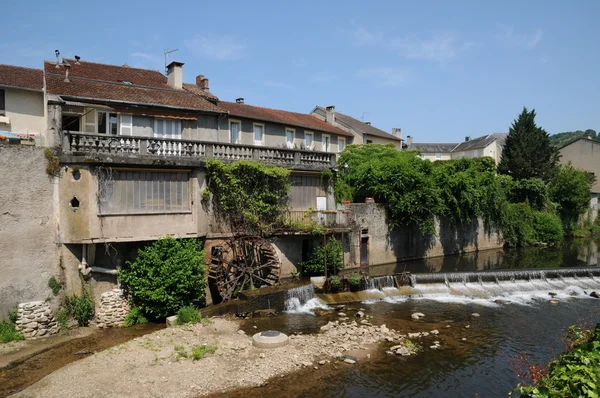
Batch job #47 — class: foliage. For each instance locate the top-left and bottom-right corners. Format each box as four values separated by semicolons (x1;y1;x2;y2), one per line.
549;162;596;232
191;343;217;360
509;178;548;211
337;145;442;233
44;148;61;177
204;160;291;234
119;237;207;320
8;309;17;324
498;107;560;182
176;306;202;325
532;211;564;244
328;275;341;292
0;317;24;344
515;323;600;397
300;237;343;276
282;208;326;235
549;129;598;148
48;276;62;296
67;293;95;327
123;307;148;327
346;272;362;288
501;203;563;247
56;307;70;330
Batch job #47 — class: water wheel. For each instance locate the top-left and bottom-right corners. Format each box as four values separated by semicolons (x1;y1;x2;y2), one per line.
210;236;281;301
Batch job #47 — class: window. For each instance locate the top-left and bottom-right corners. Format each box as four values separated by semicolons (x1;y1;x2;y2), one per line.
305;132;313;149
154;118;181;138
366;139;373;144
322;134;330;152
286;128;294;149
253;123;264;146
230;120;241;144
338;137;346;153
98;170;190;214
0;89;5;116
97;111;120;135
120;115;133;136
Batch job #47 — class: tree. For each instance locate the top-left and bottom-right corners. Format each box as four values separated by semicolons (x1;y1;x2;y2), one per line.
498;108;560;182
548;163;596;231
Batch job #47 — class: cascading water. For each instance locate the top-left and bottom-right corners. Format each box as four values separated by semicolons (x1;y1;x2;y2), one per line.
284;284;330;314
362;275;400;302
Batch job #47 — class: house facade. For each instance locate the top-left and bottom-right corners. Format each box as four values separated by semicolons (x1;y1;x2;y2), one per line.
408;133;507;164
310;105;403;149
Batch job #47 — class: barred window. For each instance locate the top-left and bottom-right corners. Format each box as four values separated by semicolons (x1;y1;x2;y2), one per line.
99;170;190;214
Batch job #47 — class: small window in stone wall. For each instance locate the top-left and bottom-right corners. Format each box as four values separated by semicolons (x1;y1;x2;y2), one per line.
98;169;190;214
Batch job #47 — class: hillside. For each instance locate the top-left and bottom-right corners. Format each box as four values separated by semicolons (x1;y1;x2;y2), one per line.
549;129;599;147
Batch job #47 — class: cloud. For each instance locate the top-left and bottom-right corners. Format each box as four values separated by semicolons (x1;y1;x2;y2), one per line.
357;68;407;87
130;52;153;60
499;25;543;48
264;80;295;91
184;34;246;60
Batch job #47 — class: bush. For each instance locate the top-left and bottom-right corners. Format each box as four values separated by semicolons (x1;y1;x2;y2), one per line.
119;237;207;320
68;293;94;327
123;307;148;327
501;202;536;247
0;318;24;344
176;306;202;325
300;237;344;276
8;309;17;324
346;273;362;289
48;276;62;296
510;178;548;211
56;307;70;330
532;211;564;243
549;163;596;232
328;275;341;292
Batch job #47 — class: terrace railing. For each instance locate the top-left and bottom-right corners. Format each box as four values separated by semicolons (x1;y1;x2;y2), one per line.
64;131;336;169
282;209;356;230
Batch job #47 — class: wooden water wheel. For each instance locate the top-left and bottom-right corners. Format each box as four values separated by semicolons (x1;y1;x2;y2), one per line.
210;236;281;301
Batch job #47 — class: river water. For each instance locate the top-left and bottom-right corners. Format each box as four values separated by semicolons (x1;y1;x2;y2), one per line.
235;239;600;398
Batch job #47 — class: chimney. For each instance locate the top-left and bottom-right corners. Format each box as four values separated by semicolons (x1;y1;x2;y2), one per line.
236;98;244;104
64;63;71;82
365;122;371;125
74;55;81;64
166;61;184;89
465;136;471;142
407;135;413;147
325;105;335;125
55;50;60;68
391;128;403;141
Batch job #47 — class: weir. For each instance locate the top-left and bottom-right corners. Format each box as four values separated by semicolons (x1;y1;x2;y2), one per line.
284;284;330;314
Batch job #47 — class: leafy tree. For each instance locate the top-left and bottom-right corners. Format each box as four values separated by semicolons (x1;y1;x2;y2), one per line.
509;178;548;211
498;108;560;182
548;163;596;231
549;129;598;148
300;237;343;276
119;237;206;319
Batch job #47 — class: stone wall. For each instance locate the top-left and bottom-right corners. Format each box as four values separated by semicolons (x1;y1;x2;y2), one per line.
0;144;60;316
15;301;60;339
96;289;130;328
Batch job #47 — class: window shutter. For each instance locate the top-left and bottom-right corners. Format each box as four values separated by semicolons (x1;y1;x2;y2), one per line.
84;109;97;133
120;115;133;136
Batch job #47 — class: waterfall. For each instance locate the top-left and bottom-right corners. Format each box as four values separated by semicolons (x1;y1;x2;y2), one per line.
362;275;400;302
284;284;330;314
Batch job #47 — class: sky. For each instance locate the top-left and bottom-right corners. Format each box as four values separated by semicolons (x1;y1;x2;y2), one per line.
2;0;599;142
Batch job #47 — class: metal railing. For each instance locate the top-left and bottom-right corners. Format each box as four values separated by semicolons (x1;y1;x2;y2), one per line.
64;131;336;169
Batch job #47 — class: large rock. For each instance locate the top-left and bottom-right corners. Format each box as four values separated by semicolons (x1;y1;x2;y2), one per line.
166;315;178;327
411;312;425;320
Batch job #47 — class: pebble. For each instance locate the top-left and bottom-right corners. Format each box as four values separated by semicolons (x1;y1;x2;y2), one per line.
259;353;265;359
411;312;425;320
461;338;467;341
430;330;439;335
343;358;356;364
465;325;470;329
318;360;326;365
471;313;480;317
338;312;347;317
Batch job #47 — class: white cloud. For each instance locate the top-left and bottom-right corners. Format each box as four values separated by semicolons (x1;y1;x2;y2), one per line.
184;35;246;61
357;68;407;87
499;25;543;48
390;34;464;62
130;52;153;60
264;80;295;91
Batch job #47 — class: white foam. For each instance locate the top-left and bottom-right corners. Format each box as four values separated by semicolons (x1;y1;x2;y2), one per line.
284;297;331;315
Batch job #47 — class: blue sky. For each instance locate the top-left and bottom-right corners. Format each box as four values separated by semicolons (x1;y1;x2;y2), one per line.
2;1;599;142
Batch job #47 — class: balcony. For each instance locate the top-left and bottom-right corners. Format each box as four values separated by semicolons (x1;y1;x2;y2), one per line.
62;131;337;170
280;209;356;233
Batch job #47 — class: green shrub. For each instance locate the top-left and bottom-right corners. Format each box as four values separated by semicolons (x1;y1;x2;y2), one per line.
328;275;341;292
501;202;536;247
123;307;148;327
549;163;596;232
300;237;343;276
0;315;24;343
8;309;17;324
68;293;94;327
191;343;217;360
48;276;62;296
56;307;70;330
346;272;362;289
119;237;207;320
532;211;564;243
510;178;548;211
176;306;202;325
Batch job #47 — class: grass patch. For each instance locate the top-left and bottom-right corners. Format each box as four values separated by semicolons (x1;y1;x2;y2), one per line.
176;306;203;325
123;307;148;327
191;343;217;360
0;317;24;344
67;293;94;327
56;307;69;330
48;276;62;296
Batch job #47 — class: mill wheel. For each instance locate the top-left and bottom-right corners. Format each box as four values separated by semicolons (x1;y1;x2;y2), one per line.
210;236;281;301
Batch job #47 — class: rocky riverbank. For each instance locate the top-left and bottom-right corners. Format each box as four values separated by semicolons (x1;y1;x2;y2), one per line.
15;316;418;398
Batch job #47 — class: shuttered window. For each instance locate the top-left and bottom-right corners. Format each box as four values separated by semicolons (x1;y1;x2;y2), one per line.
99;170;190;214
289;174;327;210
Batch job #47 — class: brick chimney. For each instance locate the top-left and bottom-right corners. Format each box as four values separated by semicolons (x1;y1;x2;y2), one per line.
167;61;184;89
392;128;402;141
196;75;209;91
325;105;335;125
407;135;413;148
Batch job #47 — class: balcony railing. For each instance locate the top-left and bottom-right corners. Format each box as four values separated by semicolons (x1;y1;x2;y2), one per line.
282;209;355;231
63;131;336;169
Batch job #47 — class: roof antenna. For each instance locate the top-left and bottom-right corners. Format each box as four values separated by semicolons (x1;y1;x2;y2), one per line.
164;48;179;74
55;50;60;68
360;112;369;122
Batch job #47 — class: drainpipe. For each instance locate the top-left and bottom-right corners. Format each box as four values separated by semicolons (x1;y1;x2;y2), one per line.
78;244;92;276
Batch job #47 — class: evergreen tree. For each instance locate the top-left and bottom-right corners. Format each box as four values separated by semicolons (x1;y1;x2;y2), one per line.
498;107;560;182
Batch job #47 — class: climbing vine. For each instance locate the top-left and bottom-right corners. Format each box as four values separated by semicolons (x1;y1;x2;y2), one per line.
204;160;291;235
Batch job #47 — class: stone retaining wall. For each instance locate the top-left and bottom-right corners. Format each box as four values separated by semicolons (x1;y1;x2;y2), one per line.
96;289;130;328
15;301;59;339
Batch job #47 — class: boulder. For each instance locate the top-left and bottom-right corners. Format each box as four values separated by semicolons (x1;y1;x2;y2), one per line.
166;316;178;327
411;312;425;320
314;308;333;317
590;291;600;299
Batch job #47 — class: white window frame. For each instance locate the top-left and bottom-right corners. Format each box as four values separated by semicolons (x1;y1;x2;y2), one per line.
304;131;313;150
229;119;241;144
120;114;133;136
338;137;346;153
253;122;265;146
96;110;120;135
322;134;330;152
153;118;182;139
285;128;295;149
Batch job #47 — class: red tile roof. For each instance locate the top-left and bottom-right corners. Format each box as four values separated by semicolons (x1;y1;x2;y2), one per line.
0;64;43;91
314;106;402;141
219;101;353;137
44;60;222;112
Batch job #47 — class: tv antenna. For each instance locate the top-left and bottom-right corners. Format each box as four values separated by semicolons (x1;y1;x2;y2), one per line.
164;48;179;73
360;112;369;122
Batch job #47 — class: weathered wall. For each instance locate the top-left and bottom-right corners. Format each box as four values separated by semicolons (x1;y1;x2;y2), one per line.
0;88;45;136
0;145;59;316
347;203;503;268
560;138;600;194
